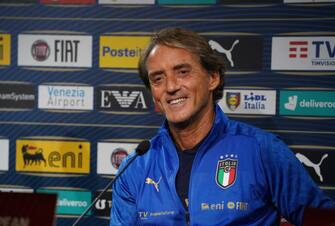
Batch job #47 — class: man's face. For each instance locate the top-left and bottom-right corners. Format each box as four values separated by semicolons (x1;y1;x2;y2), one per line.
146;44;219;126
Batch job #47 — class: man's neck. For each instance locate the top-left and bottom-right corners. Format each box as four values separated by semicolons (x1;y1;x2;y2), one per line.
168;106;215;151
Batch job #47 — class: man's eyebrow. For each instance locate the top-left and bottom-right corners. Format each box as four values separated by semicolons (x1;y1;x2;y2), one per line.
148;63;191;77
148;69;164;77
173;63;191;71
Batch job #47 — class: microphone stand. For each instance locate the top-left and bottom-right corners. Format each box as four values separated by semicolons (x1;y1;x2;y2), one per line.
72;153;139;226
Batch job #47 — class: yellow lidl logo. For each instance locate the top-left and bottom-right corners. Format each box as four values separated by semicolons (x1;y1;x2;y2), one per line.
99;36;150;69
16;139;90;174
0;34;10;66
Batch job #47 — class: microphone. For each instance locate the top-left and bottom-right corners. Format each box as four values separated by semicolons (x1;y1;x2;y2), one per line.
72;140;151;226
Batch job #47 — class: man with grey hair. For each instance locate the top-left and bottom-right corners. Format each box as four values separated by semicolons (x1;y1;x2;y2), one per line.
110;27;333;226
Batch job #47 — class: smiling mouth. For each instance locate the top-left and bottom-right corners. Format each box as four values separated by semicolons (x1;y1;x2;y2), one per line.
168;97;187;105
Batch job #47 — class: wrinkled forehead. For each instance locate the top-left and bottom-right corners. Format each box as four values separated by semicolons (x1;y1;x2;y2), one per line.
147;43;201;65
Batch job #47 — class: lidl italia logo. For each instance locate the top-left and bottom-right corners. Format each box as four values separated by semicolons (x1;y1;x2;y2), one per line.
99;36;150;68
16;139;90;174
280;91;335;116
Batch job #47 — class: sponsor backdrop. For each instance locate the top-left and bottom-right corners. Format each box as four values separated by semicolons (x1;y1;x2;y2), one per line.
0;1;334;225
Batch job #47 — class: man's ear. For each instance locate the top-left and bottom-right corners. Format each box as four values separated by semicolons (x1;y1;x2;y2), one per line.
209;71;220;91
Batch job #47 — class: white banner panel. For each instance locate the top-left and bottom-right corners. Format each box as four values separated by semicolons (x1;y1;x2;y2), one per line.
271;36;335;71
38;85;94;110
18;34;92;67
0;139;9;171
97;142;138;175
219;89;276;115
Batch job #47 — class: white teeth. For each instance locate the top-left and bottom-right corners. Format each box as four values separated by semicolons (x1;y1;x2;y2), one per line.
169;98;186;105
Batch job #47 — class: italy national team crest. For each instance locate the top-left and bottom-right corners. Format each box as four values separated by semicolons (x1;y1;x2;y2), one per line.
216;158;237;189
226;92;240;111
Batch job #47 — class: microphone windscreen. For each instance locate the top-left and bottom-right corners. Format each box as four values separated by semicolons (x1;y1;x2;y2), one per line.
135;140;151;156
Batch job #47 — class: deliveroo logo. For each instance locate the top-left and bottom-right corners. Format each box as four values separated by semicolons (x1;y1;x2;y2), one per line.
280;91;335;116
284;95;298;111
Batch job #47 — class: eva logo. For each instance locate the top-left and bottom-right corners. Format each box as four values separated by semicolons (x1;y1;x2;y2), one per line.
99;36;150;68
0;34;11;66
96;85;152;113
16;139;90;174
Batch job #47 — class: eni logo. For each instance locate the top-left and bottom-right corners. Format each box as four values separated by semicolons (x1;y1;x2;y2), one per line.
16;139;90;174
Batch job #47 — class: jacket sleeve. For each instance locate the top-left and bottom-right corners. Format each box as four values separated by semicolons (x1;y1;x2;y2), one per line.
258;134;334;226
109;156;138;226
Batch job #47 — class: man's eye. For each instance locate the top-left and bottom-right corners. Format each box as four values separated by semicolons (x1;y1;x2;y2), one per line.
178;69;190;75
150;75;163;85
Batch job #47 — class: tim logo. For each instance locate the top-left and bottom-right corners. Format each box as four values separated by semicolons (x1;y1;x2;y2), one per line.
21;144;46;167
284;95;298;111
289;41;308;58
97;85;152;113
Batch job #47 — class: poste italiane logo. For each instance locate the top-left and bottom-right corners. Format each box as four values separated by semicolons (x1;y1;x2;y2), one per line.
99;36;150;68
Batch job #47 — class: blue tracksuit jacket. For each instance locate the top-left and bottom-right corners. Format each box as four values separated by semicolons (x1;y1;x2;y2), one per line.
110;105;334;226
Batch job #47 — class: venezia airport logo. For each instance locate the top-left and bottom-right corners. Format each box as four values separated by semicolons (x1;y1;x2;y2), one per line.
18;34;92;68
38;85;93;111
0;34;11;66
96;85;152;113
280;90;335;117
219;89;276;115
16;139;90;174
99;35;150;69
0;83;35;110
271;36;335;71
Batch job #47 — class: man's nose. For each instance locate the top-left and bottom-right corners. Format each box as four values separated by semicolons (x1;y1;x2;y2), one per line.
166;74;180;93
